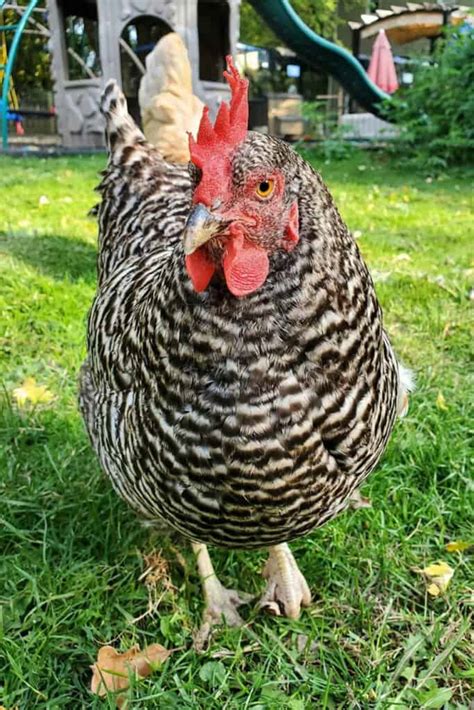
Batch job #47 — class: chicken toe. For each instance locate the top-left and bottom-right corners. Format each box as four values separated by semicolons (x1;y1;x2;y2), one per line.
259;543;311;619
192;542;252;650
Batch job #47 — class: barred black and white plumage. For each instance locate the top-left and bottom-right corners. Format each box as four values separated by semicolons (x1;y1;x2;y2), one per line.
79;71;411;626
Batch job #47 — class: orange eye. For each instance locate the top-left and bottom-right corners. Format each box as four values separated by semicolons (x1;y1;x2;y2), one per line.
256;179;275;199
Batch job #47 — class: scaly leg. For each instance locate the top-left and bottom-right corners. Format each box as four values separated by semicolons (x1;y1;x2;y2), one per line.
192;542;252;650
259;543;311;619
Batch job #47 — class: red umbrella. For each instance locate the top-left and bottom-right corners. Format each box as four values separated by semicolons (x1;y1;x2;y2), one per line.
367;30;399;94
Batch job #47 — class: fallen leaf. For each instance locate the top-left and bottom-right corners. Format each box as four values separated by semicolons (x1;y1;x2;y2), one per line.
416;562;454;596
13;377;54;406
91;643;171;706
435;392;448;411
445;541;472;553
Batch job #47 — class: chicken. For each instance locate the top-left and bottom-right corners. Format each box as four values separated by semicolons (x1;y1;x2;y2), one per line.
80;58;412;643
138;32;204;164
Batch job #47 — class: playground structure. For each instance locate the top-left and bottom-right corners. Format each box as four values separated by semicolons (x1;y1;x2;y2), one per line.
349;2;472;56
0;0;472;150
1;16;21;136
45;0;241;149
0;0;48;149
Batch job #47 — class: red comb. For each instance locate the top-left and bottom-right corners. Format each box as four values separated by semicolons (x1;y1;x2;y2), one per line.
189;57;249;206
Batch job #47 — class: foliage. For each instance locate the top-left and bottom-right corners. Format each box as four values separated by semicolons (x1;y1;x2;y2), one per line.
387;26;474;167
0;154;473;707
246;67;293;96
239;1;281;49
2;2;52;97
299;101;357;160
239;0;365;47
301;99;326;138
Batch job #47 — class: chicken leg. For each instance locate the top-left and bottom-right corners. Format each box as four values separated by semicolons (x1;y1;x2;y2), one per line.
192;542;252;649
259;543;311;619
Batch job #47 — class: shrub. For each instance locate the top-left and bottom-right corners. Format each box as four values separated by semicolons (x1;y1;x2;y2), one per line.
387;25;474;167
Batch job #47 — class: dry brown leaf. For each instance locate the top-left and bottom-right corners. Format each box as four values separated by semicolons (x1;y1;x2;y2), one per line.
415;562;454;596
91;643;171;706
445;541;472;553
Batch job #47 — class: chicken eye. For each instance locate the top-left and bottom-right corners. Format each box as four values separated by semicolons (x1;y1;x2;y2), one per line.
256;179;275;199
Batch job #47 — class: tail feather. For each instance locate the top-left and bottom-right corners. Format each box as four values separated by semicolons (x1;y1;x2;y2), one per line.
100;80;147;160
397;362;415;418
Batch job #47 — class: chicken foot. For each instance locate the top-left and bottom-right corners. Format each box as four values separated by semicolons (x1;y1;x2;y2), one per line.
259;543;311;619
192;542;252;650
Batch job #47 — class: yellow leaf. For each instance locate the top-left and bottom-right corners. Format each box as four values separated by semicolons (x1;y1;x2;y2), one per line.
427;583;441;597
13;377;54;406
446;541;472;553
436;392;448;411
419;561;454;595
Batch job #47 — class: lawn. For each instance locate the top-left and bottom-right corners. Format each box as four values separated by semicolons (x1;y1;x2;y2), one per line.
0;151;473;709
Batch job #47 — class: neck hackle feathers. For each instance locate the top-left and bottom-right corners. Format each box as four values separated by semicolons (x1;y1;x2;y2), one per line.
189;57;249;206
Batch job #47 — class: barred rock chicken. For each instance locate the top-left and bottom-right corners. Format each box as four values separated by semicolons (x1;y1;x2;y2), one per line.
80;58;412;642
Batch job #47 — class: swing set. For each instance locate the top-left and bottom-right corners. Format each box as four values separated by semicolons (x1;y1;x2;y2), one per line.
0;0;55;150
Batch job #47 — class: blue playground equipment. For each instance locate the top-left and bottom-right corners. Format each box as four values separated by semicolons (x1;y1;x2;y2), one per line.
0;0;43;150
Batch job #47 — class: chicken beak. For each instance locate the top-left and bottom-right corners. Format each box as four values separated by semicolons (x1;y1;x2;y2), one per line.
182;204;225;255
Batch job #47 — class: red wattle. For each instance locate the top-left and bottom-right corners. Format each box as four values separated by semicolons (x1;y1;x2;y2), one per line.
223;231;269;297
185;249;216;292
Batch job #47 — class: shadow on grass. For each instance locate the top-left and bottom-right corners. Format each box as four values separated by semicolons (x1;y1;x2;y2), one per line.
0;232;97;284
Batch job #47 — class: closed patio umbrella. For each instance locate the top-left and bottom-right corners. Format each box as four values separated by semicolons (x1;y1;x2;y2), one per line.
367;30;399;94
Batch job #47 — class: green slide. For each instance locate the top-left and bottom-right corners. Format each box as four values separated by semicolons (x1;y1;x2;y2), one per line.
249;0;391;118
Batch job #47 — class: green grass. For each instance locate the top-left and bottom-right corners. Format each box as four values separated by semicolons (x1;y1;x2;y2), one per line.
1;152;473;709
